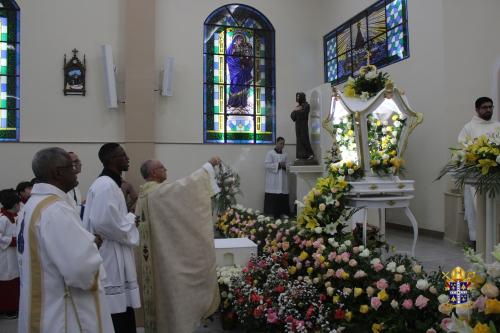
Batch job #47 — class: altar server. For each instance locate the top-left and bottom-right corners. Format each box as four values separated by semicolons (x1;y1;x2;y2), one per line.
17;147;114;333
458;97;500;242
83;143;140;333
264;136;290;218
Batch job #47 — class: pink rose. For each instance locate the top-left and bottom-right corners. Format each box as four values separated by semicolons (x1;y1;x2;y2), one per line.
376;278;389;290
313;240;321;249
473;295;486;312
325;269;334;278
348;259;358;267
371;297;382;310
328;251;337;261
440;318;452;331
267;309;279;324
402;299;413;310
373;262;384;272
335;255;342;263
399;283;411;294
415;295;429;309
335;268;345;279
341;252;350;262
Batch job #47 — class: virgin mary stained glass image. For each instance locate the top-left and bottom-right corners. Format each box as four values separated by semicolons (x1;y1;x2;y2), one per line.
226;33;254;114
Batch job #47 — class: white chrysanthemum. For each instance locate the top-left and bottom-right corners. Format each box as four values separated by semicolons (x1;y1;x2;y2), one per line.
396;265;406;273
416;279;430;290
385;261;396;272
359;249;371;257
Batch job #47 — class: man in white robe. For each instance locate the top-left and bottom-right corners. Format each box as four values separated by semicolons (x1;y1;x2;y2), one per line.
458;97;500;242
67;152;84;218
135;157;221;333
83;143;140;333
17;147;114;333
264;137;290;217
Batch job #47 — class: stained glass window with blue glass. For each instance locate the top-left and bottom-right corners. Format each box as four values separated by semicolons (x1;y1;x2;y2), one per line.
0;0;19;142
323;0;408;84
204;4;275;144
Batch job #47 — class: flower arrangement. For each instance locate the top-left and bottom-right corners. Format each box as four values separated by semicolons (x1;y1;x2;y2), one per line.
328;160;364;180
438;246;500;332
213;162;242;215
217;265;243;329
367;113;406;176
344;65;391;100
438;131;500;196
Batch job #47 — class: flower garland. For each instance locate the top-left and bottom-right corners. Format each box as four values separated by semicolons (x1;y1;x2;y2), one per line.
367;113;407;176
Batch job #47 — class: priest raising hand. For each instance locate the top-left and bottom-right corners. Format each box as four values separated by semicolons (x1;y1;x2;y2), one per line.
135;157;221;332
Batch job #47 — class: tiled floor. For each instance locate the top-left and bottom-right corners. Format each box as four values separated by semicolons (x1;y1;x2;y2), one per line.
0;227;471;333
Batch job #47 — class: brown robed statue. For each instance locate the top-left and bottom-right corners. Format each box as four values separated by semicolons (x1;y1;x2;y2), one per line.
291;92;317;165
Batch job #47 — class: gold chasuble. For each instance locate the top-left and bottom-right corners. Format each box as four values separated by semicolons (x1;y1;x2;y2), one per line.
136;167;220;333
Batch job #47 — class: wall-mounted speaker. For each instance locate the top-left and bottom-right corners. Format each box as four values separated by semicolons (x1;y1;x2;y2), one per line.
101;44;118;109
161;56;174;97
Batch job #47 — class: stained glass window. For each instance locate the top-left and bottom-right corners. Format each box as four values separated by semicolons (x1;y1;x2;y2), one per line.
204;4;275;144
323;0;409;84
0;0;19;142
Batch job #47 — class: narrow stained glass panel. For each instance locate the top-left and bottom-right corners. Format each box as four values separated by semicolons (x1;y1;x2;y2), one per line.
337;28;351;55
388;25;405;58
0;2;19;142
326;38;336;61
204;4;274;144
327;59;337;82
386;0;403;29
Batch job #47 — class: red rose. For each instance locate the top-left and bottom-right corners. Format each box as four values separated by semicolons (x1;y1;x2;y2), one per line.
250;293;261;303
334;309;345;320
319;294;327;302
253;307;263;318
306;305;315;320
274;285;285;293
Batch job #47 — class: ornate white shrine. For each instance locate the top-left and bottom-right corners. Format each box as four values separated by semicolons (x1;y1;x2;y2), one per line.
324;83;423;255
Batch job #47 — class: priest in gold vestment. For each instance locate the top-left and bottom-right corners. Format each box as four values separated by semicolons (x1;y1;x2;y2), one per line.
135;157;221;333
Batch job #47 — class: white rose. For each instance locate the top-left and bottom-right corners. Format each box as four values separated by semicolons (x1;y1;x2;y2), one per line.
412;265;422;274
386;261;397;272
394;120;401;127
370;258;381;265
314;227;323;234
487;262;500;278
344;240;352;247
313;277;320;284
358;245;365;251
390;138;397;145
360;249;371;257
438;294;449;304
338;244;347;252
429;286;437;294
348;168;354;175
382;154;390;160
390;300;399;309
416;279;429;290
396;265;406;273
327;287;334;296
365;70;377;80
455;305;470;318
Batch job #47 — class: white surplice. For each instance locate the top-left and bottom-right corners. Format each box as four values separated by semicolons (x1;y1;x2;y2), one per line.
458;115;500;241
67;186;83;215
17;183;114;333
264;149;289;194
0;214;18;281
83;176;141;314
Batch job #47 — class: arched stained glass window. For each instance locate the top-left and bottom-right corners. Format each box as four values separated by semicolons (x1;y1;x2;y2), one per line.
0;0;19;142
204;4;275;144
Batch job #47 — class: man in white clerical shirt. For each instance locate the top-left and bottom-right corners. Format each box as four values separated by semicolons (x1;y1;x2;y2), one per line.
17;147;114;333
458;97;500;244
83;143;141;333
264;137;290;218
135;157;221;333
67;152;84;217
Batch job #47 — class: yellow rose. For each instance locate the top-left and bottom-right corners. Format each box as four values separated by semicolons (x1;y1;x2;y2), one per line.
391;114;399;121
288;266;297;275
377;289;389;301
359;304;369;313
332;295;340;304
345;311;353;322
346;160;353;168
354;287;363;297
341;271;350;280
345;86;356;97
372;323;383;333
298;251;309;261
472;322;490;333
307;267;314;275
485;298;500;315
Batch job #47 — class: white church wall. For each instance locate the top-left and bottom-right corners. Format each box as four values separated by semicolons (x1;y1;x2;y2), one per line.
0;0;126;194
154;0;324;211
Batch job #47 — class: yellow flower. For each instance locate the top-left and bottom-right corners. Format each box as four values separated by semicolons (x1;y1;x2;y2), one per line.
473;322;491;333
377;290;389;301
288;266;297;275
390;157;404;169
346;160;354;168
472;274;485;288
485;298;500;315
386;126;393;132
305;216;319;230
345;311;353;322
465;152;479;164
376;120;382;127
341;271;350;280
478;159;497;175
354;287;363;297
332;295;340;304
372;323;383;333
298;251;309;261
347;129;354;137
392;114;399;121
318;255;325;263
345;86;356;97
359;304;369;313
307;267;314;275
